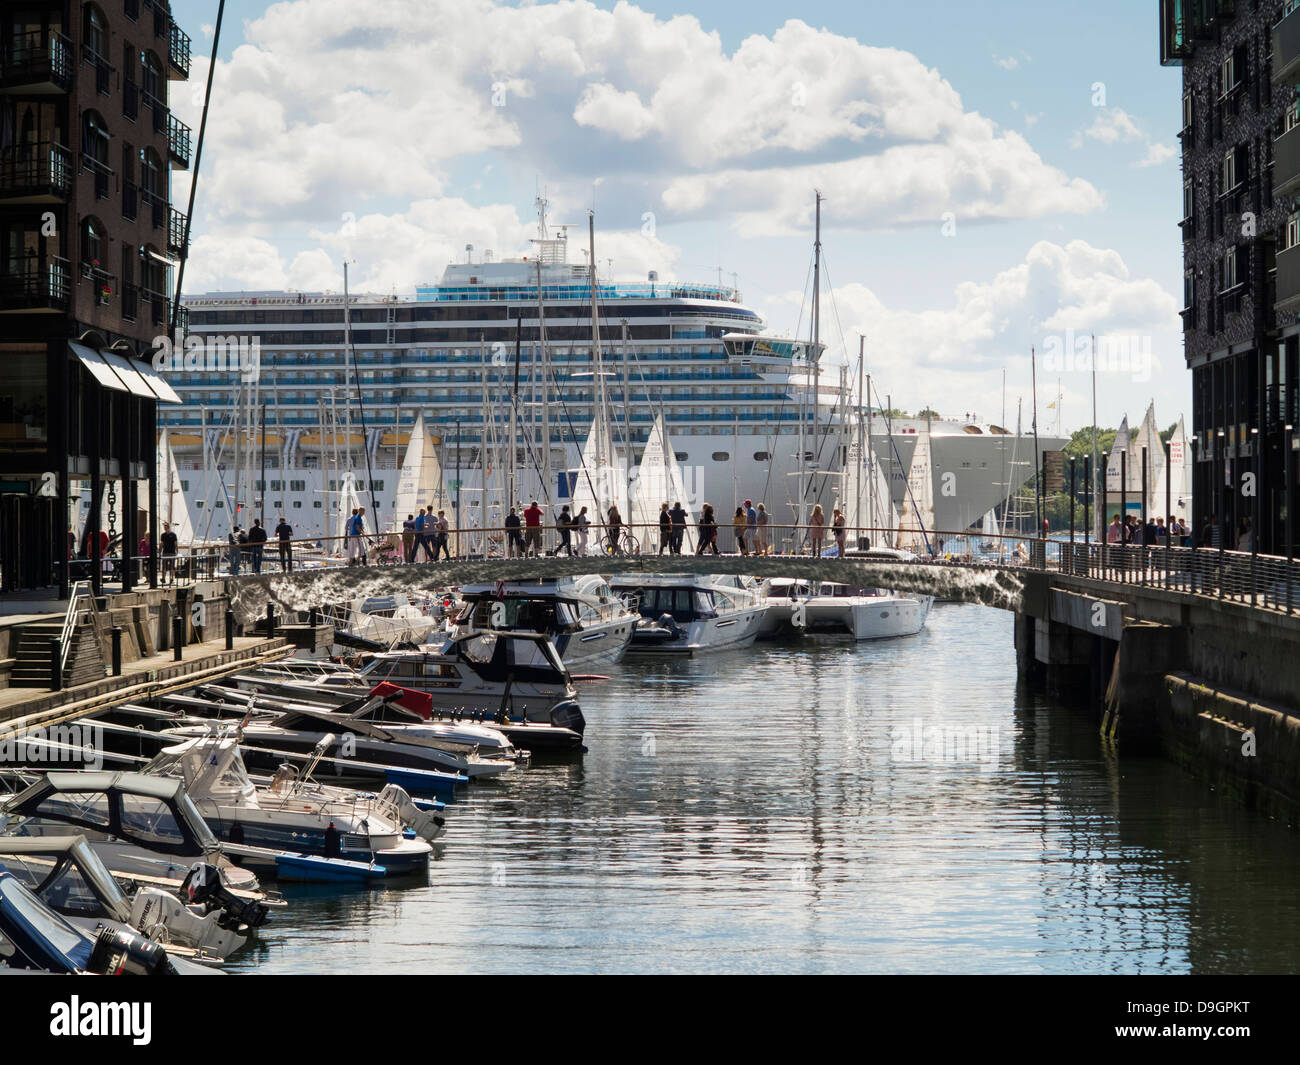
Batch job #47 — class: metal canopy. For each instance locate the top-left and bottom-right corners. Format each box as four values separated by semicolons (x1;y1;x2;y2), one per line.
69;341;127;393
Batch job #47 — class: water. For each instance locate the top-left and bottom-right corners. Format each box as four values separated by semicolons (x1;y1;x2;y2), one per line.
228;605;1300;974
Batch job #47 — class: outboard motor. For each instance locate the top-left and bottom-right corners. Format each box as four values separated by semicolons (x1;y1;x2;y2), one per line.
181;863;271;931
549;700;586;736
376;784;445;842
86;925;176;975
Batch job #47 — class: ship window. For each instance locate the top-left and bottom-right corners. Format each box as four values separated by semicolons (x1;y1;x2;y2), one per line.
753;451;770;461
712;451;729;461
674;452;688;461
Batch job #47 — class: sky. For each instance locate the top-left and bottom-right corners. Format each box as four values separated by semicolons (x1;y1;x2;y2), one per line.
168;0;1186;435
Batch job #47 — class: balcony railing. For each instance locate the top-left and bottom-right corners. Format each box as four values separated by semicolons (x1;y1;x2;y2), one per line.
168;20;191;80
167;113;191;168
149;1;168;40
1278;124;1300;202
123;79;139;121
0;255;70;311
0;141;72;201
0;29;73;92
144;91;167;135
144;288;170;327
1275;1;1300;86
168;206;188;255
141;188;166;230
81;154;112;200
81;45;111;96
1276;242;1300;314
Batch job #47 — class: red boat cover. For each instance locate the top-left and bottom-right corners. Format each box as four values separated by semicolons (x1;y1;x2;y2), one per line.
368;681;433;719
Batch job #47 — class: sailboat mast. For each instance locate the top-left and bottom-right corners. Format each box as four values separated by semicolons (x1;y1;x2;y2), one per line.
587;212;609;509
811;190;822;515
857;335;864;539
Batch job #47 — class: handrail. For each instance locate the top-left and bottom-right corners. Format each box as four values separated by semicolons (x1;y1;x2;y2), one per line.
58;581;89;671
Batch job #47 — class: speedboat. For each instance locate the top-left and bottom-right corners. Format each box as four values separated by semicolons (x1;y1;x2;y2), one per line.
450;576;636;668
0;833;264;963
609;573;770;655
226;631;587;751
164;688;527;779
758;578;933;640
0;869;216;974
139;730;440;872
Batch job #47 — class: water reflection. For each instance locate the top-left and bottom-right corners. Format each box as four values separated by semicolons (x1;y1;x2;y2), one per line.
229;605;1300;974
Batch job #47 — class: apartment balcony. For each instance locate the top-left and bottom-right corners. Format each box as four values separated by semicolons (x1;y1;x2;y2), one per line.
0;142;72;203
167;113;191;168
0;30;73;93
1275;1;1300;87
168;20;191;80
1278;125;1300;202
140;188;166;230
0;255;70;312
1276;242;1300;314
167;206;188;256
143;288;170;327
80;155;112;201
81;45;111;96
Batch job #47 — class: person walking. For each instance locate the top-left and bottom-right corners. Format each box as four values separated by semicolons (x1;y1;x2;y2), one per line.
755;503;769;555
607;504;624;555
809;504;825;556
832;508;847;557
228;526;243;576
575;506;591;556
402;514;416;563
505;507;524;557
557;505;574;556
669;501;687;554
346;507;367;565
733;506;748;555
275;516;293;572
696;503;718;556
160;522;179;584
435;510;452;560
745;499;757;553
523;499;544;557
248;518;267;574
658;502;672;555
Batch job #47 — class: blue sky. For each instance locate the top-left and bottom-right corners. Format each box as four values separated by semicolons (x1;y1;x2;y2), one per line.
167;0;1186;432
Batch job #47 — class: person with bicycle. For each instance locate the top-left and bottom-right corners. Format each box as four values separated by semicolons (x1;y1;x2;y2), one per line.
606;505;624;555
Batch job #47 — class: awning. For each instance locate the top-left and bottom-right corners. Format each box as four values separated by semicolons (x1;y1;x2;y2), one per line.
131;357;183;404
70;341;127;393
98;349;155;399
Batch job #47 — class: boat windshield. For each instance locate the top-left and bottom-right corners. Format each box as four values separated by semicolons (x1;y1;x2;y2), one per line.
1;849;126;920
0;873;91;966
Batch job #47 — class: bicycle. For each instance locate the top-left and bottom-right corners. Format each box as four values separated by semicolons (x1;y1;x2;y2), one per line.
601;530;640;558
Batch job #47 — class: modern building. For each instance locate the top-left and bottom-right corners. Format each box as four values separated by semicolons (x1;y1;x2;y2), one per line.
0;0;190;594
1160;0;1300;551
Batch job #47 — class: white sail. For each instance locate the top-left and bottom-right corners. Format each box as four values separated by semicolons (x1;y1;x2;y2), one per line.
1105;416;1130;495
1166;415;1193;521
335;471;366;543
1130;401;1166;502
391;414;445;530
896;421;935;555
630;413;697;553
569;417;628;531
156;428;196;544
840;435;897;548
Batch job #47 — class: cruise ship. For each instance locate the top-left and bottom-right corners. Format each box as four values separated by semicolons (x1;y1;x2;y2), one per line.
161;225;1058;544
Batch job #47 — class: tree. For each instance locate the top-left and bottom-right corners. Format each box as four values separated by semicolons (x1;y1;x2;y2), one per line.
917;407;941;420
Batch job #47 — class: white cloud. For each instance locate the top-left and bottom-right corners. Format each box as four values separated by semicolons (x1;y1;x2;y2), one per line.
774;240;1181;421
993;55;1019;70
1070;106;1174;168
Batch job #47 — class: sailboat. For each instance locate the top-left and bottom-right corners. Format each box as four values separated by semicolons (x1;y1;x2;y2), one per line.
896;419;936;556
156;428;196;544
630;413;696;553
391;413;446;530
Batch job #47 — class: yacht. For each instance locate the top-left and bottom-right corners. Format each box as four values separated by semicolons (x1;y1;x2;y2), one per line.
139;732;438;873
609;573;770;655
758;577;933;640
450;576;636;669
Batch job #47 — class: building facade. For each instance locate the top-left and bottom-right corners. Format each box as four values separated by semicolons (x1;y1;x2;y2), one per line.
1161;0;1300;552
0;0;190;594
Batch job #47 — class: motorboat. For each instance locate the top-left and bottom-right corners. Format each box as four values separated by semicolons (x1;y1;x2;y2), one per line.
0;771;399;885
225;631;587;751
0;834;264;963
0;869;216;974
139;730;440;872
609;573;770;655
758;577;933;640
450;576;636;668
324;593;443;648
164;687;528;779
